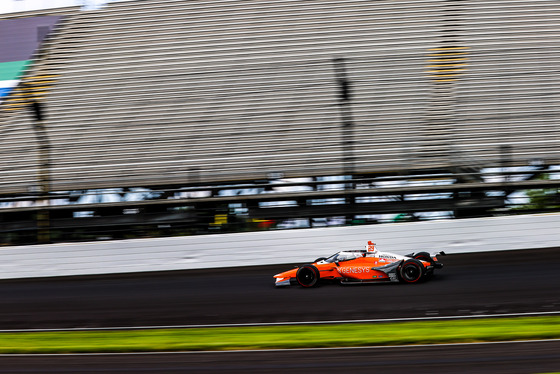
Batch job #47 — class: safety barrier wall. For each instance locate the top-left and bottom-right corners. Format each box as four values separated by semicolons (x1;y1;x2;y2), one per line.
0;212;559;279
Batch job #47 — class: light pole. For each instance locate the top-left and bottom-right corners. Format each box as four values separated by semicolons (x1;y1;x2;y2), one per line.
26;93;51;244
333;57;355;223
333;57;355;179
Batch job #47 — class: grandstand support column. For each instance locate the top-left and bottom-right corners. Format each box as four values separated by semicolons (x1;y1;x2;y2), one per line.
29;100;51;244
333;57;355;222
500;145;512;183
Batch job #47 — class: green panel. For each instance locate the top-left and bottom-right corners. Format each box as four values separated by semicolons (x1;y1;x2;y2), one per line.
0;60;30;81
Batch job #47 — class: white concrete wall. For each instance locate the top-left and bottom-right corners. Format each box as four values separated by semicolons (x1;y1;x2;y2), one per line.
1;213;559;279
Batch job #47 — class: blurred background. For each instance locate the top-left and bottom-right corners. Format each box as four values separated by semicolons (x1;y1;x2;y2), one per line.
1;0;560;246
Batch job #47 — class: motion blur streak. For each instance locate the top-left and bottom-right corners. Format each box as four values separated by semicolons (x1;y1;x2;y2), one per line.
2;310;560;333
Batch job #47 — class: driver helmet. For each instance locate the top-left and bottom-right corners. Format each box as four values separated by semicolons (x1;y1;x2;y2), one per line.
367;241;377;253
337;253;348;261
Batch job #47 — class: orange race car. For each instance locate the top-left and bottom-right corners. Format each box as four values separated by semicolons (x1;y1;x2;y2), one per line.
274;241;445;287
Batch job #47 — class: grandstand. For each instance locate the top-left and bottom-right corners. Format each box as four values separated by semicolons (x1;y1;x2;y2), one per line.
1;0;560;244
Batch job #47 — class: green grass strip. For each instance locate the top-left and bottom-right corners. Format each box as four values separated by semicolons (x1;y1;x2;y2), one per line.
0;316;559;354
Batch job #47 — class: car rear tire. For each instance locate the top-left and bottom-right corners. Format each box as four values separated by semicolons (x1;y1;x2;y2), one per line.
413;252;435;281
413;251;434;265
296;265;320;287
399;259;425;284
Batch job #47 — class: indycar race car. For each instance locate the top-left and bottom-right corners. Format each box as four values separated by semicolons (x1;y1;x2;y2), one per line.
274;241;444;287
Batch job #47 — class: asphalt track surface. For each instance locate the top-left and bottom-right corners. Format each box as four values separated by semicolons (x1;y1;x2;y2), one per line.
1;340;560;374
0;247;559;373
0;247;559;329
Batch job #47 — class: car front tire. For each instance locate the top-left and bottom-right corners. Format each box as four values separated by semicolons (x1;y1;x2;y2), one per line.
296;264;320;287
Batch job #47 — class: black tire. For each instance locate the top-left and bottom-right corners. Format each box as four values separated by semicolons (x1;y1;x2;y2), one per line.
413;251;434;265
296;265;320;288
313;257;327;263
399;259;425;284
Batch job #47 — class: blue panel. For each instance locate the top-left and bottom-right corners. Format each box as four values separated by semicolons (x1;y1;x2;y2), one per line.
0;87;13;98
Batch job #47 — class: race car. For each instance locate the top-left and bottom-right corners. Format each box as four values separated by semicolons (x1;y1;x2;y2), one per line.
274;241;444;287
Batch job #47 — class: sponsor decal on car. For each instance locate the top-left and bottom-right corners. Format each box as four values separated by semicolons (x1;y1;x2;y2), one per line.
339;267;371;274
379;255;397;259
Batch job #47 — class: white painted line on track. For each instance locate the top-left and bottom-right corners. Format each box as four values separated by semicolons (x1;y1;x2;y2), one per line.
1;310;559;333
0;339;559;356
